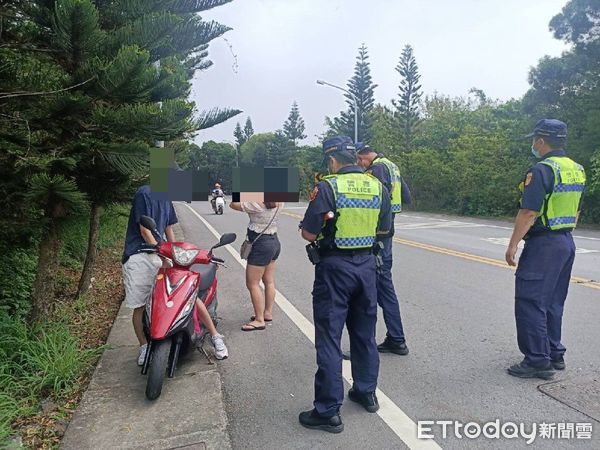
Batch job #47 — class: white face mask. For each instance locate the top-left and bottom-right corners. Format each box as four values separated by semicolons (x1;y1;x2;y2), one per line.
531;140;542;158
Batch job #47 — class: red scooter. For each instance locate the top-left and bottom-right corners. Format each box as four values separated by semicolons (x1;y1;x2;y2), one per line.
139;215;236;400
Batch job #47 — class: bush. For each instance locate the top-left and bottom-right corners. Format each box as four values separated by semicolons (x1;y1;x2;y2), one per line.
98;203;129;250
0;313;100;442
0;244;38;316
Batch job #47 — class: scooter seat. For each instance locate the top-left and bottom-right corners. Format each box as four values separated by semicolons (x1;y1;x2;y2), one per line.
190;263;217;291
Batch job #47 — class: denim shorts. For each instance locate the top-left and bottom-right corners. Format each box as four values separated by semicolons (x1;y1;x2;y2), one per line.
246;229;281;267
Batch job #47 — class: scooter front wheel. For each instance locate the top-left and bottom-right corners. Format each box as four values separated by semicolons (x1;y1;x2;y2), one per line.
145;339;172;400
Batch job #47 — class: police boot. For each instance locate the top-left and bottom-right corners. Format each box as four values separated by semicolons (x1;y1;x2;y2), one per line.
298;409;344;433
348;388;379;413
377;337;409;355
551;354;566;370
507;361;555;380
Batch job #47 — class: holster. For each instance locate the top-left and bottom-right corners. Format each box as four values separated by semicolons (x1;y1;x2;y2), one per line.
305;242;321;265
373;241;384;274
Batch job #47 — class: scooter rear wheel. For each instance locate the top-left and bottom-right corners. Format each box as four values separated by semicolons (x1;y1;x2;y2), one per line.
146;339;172;400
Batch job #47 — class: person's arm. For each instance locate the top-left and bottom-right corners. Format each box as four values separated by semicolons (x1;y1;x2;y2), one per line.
229;202;243;211
575;188;585;227
165;225;176;242
300;182;331;242
140;225;158;246
302;229;317;242
377;185;392;235
505;209;537;266
505;167;545;266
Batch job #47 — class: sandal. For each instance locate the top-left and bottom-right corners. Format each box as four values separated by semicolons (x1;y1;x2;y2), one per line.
241;323;266;332
251;315;272;322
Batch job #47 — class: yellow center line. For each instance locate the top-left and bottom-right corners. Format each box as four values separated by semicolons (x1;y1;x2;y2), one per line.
281;211;600;291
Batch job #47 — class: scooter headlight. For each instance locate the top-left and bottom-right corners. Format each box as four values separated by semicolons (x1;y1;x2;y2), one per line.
172;245;199;266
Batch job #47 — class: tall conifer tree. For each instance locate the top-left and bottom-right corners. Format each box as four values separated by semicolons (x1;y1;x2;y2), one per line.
283;101;307;144
330;44;377;142
393;44;423;152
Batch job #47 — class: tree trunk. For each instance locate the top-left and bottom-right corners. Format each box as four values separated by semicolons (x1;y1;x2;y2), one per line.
76;203;102;299
30;219;61;322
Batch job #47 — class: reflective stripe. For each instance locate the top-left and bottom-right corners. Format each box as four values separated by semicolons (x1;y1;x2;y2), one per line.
548;216;577;227
337;193;381;209
553;184;585;193
335;236;376;247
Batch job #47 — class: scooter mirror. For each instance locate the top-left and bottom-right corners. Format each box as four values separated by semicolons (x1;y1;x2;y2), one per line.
140;215;158;232
214;233;237;249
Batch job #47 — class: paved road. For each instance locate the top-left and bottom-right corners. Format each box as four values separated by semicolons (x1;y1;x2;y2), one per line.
175;201;600;450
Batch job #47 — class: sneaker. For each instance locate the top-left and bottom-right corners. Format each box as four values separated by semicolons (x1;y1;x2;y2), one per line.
298;409;344;433
507;361;555;380
377;337;409;355
137;343;148;366
212;334;229;360
551;355;566;370
348;387;379;413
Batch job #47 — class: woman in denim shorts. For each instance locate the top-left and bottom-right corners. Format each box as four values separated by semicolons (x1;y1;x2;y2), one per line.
229;202;283;331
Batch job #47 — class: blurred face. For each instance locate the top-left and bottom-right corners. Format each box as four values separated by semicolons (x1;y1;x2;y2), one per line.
357;153;371;168
357;151;377;168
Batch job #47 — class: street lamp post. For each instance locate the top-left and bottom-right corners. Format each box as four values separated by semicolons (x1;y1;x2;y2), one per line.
316;79;359;143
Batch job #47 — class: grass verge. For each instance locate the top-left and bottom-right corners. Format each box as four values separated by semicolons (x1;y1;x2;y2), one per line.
0;204;128;449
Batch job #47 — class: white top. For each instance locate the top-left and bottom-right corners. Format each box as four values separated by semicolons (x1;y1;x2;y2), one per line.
241;202;283;235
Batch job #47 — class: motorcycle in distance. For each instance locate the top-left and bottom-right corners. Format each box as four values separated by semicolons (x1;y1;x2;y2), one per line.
138;215;236;400
212;194;225;215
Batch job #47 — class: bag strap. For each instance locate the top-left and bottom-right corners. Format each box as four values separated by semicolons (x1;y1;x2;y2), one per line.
251;205;280;242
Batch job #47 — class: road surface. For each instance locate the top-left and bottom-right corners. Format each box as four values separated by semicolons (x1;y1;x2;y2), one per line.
175;201;600;450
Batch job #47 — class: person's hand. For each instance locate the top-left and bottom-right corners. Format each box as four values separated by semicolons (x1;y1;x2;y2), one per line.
505;244;518;267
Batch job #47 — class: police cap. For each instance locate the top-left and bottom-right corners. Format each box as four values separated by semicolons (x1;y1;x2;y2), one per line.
323;136;355;156
355;142;373;154
525;119;567;139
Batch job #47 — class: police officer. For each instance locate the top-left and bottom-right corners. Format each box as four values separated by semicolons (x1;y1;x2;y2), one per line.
298;136;392;433
354;142;412;355
506;119;585;379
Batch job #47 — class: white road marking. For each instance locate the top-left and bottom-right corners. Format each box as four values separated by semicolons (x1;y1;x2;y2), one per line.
482;237;598;254
179;202;441;450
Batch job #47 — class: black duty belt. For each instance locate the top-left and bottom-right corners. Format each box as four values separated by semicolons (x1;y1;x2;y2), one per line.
319;248;373;258
524;230;572;240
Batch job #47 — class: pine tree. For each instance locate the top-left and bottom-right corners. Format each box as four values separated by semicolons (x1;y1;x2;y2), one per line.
234;122;246;148
1;0;241;318
283;101;307;144
244;116;254;140
330;44;377;142
392;44;423;152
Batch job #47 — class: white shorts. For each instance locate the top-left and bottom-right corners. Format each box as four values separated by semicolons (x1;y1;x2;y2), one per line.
122;253;163;309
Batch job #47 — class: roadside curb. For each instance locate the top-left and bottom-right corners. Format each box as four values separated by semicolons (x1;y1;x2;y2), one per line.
61;221;232;450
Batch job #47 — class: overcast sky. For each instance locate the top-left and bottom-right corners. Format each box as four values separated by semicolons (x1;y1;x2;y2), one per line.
191;0;569;146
